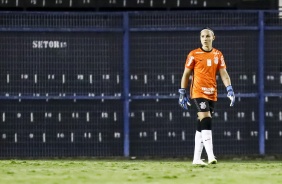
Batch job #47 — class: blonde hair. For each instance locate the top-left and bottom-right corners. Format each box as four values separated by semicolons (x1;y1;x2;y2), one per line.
200;27;214;35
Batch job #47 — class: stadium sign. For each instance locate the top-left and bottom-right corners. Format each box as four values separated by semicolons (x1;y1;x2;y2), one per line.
32;41;67;48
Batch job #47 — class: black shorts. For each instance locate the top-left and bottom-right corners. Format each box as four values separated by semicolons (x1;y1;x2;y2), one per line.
192;98;215;115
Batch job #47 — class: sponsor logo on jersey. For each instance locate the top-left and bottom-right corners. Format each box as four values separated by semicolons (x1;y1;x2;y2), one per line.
201;87;215;94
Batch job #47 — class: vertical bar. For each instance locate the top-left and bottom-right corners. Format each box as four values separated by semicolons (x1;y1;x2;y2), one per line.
258;11;265;155
123;12;130;157
280;0;282;17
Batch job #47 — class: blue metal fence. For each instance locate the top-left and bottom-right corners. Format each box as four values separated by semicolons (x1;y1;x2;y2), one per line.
0;10;281;157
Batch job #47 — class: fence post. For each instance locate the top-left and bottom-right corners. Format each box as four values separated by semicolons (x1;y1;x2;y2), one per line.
123;12;130;157
258;11;265;155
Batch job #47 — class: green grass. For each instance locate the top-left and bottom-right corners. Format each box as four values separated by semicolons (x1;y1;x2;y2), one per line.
0;159;281;184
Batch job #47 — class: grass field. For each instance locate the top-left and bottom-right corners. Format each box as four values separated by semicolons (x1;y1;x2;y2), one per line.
0;158;281;184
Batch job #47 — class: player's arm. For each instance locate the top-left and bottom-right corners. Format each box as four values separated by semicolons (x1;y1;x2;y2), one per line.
181;68;193;88
219;68;231;87
219;68;235;106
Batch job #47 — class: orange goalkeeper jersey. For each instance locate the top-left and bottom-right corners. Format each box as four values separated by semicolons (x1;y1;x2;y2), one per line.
185;47;226;101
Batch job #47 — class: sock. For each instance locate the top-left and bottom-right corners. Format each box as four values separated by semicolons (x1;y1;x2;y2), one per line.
200;117;215;160
193;131;204;161
202;130;215;160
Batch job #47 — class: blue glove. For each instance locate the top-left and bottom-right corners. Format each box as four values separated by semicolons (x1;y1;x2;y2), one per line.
178;88;191;110
226;85;235;107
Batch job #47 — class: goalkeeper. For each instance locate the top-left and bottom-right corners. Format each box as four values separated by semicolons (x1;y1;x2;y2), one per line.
178;27;235;165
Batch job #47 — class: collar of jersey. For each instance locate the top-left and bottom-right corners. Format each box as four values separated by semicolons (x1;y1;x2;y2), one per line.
200;47;213;53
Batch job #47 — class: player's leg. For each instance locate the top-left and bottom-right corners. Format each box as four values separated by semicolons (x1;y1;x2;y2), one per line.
205;101;217;164
201;115;217;164
192;118;206;165
193;98;217;164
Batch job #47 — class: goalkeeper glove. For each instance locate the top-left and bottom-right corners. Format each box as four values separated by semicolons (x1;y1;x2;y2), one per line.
226;85;235;107
178;88;191;110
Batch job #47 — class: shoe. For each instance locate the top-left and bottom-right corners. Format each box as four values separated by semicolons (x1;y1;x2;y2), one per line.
192;159;208;166
208;158;217;164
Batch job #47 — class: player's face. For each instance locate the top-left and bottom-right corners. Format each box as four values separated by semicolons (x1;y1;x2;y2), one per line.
200;29;214;48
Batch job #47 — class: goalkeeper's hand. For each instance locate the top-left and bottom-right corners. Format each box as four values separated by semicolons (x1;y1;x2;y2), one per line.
178;88;191;110
226;85;235;107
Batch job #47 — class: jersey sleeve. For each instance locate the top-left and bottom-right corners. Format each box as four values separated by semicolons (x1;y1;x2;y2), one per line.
218;53;227;69
185;52;195;69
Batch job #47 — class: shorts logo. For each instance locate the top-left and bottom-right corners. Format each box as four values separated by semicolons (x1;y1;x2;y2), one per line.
199;102;206;109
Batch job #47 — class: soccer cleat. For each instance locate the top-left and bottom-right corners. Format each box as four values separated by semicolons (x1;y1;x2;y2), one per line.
192;159;208;166
208;158;217;164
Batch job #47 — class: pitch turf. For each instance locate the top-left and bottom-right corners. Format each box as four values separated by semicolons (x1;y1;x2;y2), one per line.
0;159;281;184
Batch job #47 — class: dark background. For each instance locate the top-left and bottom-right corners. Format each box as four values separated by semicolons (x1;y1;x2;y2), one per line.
0;0;279;11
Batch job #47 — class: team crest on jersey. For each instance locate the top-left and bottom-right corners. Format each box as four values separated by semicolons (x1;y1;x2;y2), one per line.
214;57;218;64
199;102;207;109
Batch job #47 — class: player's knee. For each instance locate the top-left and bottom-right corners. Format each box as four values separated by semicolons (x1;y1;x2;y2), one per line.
197;111;211;120
200;117;212;130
